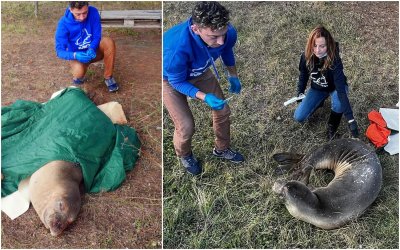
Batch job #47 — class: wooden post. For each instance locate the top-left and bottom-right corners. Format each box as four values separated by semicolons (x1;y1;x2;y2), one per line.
34;2;38;18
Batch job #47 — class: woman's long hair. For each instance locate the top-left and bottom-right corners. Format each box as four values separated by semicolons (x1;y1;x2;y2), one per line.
305;25;336;72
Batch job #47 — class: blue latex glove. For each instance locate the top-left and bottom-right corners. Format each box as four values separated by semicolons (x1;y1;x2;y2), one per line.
204;94;225;110
75;52;92;64
86;48;96;60
228;76;242;94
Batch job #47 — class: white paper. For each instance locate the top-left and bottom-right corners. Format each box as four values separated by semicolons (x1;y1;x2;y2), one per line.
1;190;30;220
1;177;31;220
284;94;305;106
379;108;399;131
384;133;399;155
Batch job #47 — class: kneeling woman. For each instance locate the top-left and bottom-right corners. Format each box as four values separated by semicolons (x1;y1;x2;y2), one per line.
294;25;359;139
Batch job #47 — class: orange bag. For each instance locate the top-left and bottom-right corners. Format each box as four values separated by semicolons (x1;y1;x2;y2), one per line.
365;110;391;148
367;110;387;127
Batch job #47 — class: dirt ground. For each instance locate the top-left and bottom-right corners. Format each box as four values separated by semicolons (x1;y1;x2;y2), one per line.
1;2;161;249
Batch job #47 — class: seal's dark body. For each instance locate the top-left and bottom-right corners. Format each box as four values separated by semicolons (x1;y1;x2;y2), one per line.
273;139;382;229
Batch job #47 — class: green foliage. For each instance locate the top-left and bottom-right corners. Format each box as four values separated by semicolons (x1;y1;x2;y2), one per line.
95;1;161;10
1;2;37;20
163;2;399;248
104;28;139;37
1;23;28;34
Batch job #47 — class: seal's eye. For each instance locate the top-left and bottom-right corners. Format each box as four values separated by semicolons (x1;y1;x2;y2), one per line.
58;201;66;211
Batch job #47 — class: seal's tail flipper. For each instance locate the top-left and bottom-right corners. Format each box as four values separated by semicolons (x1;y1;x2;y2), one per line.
273;153;304;175
273;153;304;164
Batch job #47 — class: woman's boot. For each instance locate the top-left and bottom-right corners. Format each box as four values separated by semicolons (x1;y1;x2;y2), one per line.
327;110;343;140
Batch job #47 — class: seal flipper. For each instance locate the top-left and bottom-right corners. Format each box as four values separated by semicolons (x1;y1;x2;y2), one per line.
273;153;304;164
275;165;295;175
273;153;304;175
290;165;313;185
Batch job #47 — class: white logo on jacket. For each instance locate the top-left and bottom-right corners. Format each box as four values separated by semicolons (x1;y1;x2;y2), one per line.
189;58;212;77
311;71;328;88
75;28;92;50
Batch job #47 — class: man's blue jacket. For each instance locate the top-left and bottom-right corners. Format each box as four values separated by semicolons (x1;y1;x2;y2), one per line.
55;5;102;60
163;18;237;98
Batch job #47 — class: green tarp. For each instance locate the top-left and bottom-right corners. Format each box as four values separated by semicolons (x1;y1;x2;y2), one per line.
1;88;141;197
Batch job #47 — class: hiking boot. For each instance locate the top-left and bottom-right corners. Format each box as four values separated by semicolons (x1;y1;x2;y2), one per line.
104;76;119;92
327;124;338;141
212;148;244;163
327;110;343;140
180;153;202;175
72;77;86;85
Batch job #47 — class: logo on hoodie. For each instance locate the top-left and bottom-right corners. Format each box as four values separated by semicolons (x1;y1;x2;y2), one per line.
311;70;328;88
75;28;92;50
189;58;212;78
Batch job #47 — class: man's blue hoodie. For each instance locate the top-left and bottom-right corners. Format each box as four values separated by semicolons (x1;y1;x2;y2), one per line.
55;5;102;60
163;18;237;98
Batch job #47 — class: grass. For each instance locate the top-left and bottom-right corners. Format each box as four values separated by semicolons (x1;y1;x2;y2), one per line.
163;2;399;248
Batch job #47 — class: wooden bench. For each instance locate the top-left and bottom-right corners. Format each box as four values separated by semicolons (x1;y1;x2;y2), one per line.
100;10;161;28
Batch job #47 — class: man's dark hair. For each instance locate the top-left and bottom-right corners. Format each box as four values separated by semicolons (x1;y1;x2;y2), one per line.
69;1;89;9
192;1;230;30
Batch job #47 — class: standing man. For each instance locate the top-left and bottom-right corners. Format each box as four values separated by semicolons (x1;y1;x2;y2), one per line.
55;1;119;92
163;1;244;175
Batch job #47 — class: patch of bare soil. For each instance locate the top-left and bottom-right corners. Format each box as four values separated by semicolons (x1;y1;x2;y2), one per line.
1;4;161;249
343;2;398;48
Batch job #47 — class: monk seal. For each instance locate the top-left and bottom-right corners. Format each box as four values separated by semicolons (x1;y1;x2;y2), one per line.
272;138;382;229
23;160;83;236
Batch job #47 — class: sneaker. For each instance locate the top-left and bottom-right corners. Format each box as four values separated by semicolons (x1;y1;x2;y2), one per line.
73;77;86;85
104;76;119;92
180;153;202;175
212;148;244;163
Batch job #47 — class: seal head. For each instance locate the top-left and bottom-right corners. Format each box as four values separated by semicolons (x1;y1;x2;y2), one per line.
43;197;81;236
28;160;83;236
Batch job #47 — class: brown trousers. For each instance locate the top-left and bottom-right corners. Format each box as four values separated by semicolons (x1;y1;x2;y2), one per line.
70;37;116;79
163;69;231;157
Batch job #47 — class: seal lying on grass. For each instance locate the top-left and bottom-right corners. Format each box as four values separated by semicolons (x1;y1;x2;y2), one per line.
272;138;382;229
19;160;83;236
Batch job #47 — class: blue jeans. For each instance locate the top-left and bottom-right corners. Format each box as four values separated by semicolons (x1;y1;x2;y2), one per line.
294;86;349;122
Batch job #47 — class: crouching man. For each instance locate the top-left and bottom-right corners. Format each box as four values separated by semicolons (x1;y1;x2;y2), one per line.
55;1;119;92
